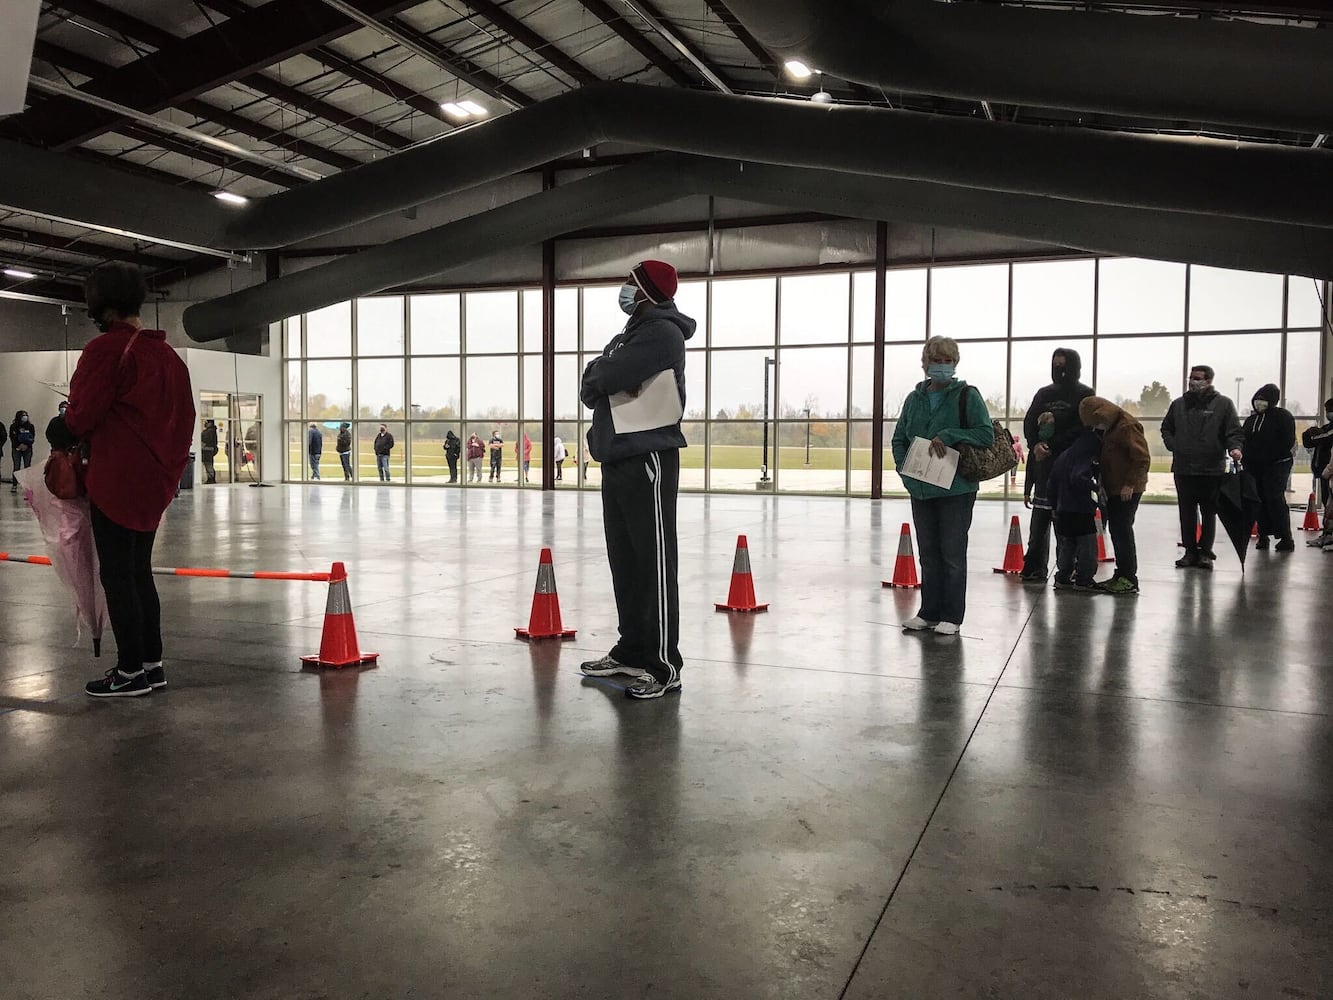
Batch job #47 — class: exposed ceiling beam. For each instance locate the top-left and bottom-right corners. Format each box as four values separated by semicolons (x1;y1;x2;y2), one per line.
702;0;777;74
113;124;306;189
576;0;695;88
64;146;216;194
619;0;736;93
19;0;422;150
0;276;86;303
457;0;600;87
0;223;178;270
316;0;534;109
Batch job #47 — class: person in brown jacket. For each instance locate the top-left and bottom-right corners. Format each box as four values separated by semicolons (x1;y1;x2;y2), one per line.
1080;396;1151;595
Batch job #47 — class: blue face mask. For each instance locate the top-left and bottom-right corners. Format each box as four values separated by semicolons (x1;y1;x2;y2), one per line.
926;363;955;384
618;284;639;315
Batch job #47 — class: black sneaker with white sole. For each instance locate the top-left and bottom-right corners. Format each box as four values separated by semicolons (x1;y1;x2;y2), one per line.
579;653;640;678
625;674;682;700
85;668;151;698
143;663;166;689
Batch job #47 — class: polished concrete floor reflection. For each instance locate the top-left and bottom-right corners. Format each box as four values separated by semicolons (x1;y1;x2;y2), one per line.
1;484;1329;999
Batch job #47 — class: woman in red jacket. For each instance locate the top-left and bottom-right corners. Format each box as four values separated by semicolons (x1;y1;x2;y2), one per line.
61;264;196;698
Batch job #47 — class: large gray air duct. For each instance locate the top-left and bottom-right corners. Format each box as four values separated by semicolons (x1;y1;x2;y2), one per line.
183;154;1333;343
723;0;1333;136
4;84;1332;254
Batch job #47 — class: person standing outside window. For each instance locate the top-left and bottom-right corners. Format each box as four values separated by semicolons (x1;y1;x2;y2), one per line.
1079;397;1151;595
1019;348;1094;582
579;260;695;700
488;428;504;482
56;263;195;697
200;419;219;483
1242;383;1296;552
373;424;394;481
553;436;566;481
466;432;484;482
891;337;996;636
307;422;323;480
516;430;533;484
1162;364;1244;571
335;422;352;481
444;429;461;483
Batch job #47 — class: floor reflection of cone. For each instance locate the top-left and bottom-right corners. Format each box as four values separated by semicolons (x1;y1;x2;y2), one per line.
715;534;768;612
882;522;920;589
1095;509;1115;563
301;562;379;669
993;515;1025;574
516;548;576;640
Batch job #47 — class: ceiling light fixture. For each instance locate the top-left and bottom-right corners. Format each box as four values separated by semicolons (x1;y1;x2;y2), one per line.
440;101;470;120
3;267;37;279
213;191;249;206
784;60;813;80
811;71;833;104
457;100;487;117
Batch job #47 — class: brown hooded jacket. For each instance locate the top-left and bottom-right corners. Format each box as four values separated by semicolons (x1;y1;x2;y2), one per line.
1079;396;1150;495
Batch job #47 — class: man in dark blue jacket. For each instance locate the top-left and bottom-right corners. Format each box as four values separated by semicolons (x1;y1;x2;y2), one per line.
579;260;696;700
1020;348;1095;581
306;422;323;480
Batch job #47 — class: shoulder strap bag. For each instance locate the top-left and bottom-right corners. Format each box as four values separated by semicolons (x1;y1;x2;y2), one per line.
955;384;1019;483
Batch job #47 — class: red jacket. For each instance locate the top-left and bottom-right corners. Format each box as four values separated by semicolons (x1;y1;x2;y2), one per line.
64;322;196;532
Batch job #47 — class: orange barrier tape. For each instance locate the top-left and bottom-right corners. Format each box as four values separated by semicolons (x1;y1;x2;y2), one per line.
1;553;327;582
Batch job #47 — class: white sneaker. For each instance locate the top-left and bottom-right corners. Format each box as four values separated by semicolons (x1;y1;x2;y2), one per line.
933;622;961;635
902;616;939;631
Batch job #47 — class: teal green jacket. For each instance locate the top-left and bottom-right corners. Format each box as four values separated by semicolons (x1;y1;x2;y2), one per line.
891;379;996;499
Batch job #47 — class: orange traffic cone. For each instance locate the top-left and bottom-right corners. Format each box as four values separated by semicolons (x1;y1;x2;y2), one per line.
1178;520;1203;547
882;523;921;589
515;548;576;640
1251;520;1259;538
993;515;1025;574
301;562;379;669
715;534;769;612
1301;493;1320;531
1095;509;1115;563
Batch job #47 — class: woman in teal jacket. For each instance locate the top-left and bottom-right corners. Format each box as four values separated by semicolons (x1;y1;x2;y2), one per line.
891;336;996;635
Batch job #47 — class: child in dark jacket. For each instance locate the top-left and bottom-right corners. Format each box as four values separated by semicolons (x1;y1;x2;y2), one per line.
1046;426;1102;590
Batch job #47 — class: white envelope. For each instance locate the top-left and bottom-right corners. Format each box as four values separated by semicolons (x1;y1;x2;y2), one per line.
609;369;683;435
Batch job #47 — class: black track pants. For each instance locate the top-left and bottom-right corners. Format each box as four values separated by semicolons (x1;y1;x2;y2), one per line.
90;503;162;672
601;449;682;684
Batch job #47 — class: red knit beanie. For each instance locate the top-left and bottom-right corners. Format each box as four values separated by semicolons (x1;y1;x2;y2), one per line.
630;260;678;304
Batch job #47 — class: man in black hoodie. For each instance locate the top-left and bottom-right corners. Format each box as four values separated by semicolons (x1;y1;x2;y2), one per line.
1019;348;1095;581
579;260;696;700
1301;398;1333;505
1242;383;1296;552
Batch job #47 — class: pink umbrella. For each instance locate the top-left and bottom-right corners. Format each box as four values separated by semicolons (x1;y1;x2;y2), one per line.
16;466;108;656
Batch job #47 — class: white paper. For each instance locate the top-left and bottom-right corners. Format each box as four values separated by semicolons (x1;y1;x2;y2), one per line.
901;436;960;489
609;369;683;435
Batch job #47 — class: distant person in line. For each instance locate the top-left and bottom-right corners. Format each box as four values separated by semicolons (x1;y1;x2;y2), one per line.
1079;397;1151;596
466;432;484;482
9;409;36;493
553;436;566;481
1242;383;1296;553
55;262;195;697
1046;424;1102;593
1019;348;1095;582
306;422;323;480
1301;397;1333;506
336;422;352;480
1009;432;1024;484
517;430;532;484
200;419;219;483
891;335;996;636
45;400;70;450
1162;364;1244;572
488;428;503;482
579;259;695;700
444;429;461;483
373;424;394;481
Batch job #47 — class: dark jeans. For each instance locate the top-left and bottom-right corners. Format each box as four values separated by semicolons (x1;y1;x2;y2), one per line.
1022;504;1053;578
911;492;977;626
376;454;390;481
1254;461;1293;542
1055;533;1097;584
489;453;501;480
446;454;458;482
309;453;321;479
1174;474;1222;555
1104;492;1142;584
339;452;352;479
90;503;162;674
602;449;681;684
202;449;217;482
12;448;33;474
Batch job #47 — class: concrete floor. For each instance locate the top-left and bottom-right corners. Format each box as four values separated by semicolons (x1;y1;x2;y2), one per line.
1;484;1329;1000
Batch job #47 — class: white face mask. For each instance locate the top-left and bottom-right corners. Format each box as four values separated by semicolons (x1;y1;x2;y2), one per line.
1253;400;1269;412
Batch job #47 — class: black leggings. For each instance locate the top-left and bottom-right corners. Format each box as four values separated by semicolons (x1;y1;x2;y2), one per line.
91;504;162;673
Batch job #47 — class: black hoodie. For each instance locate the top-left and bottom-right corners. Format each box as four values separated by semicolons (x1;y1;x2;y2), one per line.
581;301;697;464
1241;383;1295;469
1301;397;1333;476
1022;348;1095;484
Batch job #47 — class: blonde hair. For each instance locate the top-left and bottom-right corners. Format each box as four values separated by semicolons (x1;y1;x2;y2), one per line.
922;336;960;365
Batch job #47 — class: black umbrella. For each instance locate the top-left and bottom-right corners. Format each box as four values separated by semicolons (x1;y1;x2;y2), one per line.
1217;462;1261;570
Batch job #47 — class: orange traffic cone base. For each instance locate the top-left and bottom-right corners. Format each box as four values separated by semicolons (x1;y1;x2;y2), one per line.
994;515;1025;574
515;626;576;641
715;600;769;613
302;562;378;669
515;548;576;639
301;651;379;669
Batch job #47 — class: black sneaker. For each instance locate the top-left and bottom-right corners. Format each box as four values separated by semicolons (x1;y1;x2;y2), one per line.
625;674;682;700
1255;537;1270;551
85;668;150;698
1175;553;1200;569
579;653;640;678
1275;538;1296;552
1197;556;1214;572
143;663;166;689
1019;571;1048;584
1052;575;1072;590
